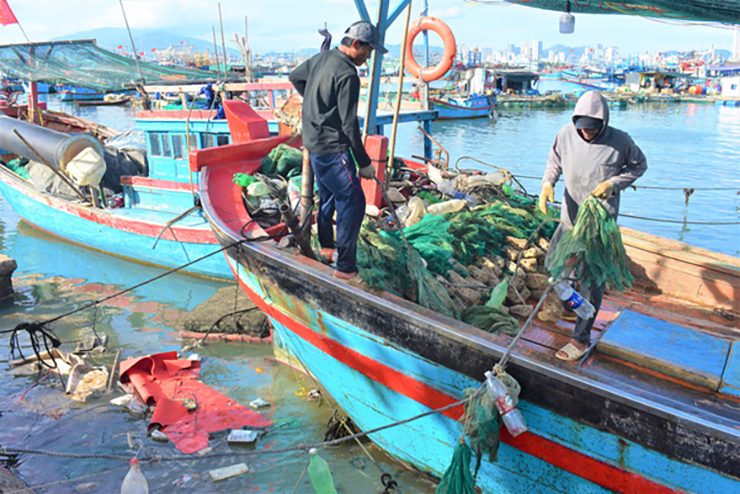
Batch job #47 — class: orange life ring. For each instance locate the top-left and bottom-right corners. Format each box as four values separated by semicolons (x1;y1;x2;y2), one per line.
404;17;456;82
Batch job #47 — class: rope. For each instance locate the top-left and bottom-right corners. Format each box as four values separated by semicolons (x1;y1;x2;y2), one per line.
2;465;130;494
621;214;740;225
513;173;739;191
1;394;471;464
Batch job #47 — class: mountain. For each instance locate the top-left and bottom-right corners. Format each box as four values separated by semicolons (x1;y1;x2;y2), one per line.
51;27;242;59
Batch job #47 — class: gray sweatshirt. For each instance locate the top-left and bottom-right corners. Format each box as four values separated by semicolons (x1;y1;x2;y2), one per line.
543;90;647;226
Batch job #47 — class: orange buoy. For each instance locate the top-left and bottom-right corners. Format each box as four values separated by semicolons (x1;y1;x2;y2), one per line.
404;17;456;82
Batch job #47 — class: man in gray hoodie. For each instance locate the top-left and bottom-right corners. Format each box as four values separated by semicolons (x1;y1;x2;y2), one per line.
539;90;647;361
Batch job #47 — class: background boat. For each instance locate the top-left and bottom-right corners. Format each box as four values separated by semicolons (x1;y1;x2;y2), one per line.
429;92;496;119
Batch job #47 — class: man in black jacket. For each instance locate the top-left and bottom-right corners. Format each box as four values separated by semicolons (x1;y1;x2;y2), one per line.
289;21;387;280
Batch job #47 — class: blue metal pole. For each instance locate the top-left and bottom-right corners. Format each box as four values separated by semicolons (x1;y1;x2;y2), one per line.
422;0;432;160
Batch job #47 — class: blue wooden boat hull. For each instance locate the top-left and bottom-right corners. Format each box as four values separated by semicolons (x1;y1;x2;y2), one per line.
430;94;497;119
197;139;740;493
0;168;231;280
216;244;739;494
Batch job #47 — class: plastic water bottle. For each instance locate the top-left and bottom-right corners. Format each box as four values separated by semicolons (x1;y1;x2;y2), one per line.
426;199;467;216
436;180;479;208
120;459;149;494
307;449;338;494
550;280;596;320
484;371;528;437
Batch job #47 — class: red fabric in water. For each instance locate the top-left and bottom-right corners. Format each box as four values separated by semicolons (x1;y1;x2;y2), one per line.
119;351;271;454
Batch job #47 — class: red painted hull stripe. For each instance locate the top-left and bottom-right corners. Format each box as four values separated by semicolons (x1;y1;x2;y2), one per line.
231;261;679;494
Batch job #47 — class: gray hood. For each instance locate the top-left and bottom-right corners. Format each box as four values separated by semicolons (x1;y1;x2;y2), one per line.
572;91;609;141
542;90;647;228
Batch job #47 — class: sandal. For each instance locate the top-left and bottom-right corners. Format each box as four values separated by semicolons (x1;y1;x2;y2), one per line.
333;270;370;289
556;343;588;362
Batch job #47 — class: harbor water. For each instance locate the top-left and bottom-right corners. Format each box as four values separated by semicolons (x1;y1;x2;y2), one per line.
0;94;738;492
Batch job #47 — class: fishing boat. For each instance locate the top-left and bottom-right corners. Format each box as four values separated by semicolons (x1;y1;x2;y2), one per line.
0;100;277;280
429;92;496;119
0;40;263;280
192;1;740;492
194;115;739;492
57;85;134;102
74;96;131;107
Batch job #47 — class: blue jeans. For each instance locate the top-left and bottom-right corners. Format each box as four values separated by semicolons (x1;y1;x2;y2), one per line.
310;151;366;274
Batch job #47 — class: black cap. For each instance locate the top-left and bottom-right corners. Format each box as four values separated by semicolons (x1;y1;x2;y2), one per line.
575;116;602;129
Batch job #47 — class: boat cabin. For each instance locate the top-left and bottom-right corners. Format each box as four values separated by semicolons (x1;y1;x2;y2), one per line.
485;68;539;94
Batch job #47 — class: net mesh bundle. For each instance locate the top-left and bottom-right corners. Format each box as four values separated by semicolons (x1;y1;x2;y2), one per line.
546;197;633;292
0;40;221;92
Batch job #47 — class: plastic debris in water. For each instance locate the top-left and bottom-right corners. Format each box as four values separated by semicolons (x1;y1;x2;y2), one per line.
227;429;259;444
209;463;250;482
150;430;169;443
121;459;149;494
249;397;270;409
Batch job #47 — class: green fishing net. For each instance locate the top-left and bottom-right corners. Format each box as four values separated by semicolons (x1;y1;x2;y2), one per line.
356;220;458;319
546;197;633;292
402;215;456;276
448;211;506;265
436;443;476;494
478;199;558;242
461;306;520;336
260;144;303;178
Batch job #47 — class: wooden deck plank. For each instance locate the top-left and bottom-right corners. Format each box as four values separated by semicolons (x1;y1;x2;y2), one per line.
597;310;732;390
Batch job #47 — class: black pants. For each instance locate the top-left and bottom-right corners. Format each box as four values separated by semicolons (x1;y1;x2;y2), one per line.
572;280;605;346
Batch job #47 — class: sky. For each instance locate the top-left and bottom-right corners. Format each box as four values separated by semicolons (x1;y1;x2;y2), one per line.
0;0;735;57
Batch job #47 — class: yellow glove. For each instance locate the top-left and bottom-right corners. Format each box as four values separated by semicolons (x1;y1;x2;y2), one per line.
591;180;614;199
538;183;554;214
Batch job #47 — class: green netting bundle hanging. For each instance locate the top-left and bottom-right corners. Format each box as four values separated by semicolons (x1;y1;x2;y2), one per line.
546;197;633;292
461;306;520;336
260;144;303;178
462;372;521;476
436;442;476;494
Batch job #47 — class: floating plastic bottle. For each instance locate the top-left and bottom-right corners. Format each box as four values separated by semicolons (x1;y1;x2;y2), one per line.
120;459;149;494
307;449;338;494
550;280;596;320
484;371;528;437
426;199;467;216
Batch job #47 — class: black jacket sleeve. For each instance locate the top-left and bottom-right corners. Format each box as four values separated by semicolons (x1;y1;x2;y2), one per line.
336;74;371;168
288;60;309;96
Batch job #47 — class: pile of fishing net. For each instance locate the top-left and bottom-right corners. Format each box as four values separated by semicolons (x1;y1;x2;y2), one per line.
355;194;559;331
260;144;303;178
546;197;633;292
356;221;459;319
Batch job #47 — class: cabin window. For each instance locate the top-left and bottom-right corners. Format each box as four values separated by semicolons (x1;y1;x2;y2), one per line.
172;134;185;160
188;134;198;151
161;134;172;157
148;133;162;156
201;133;215;149
201;133;230;149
